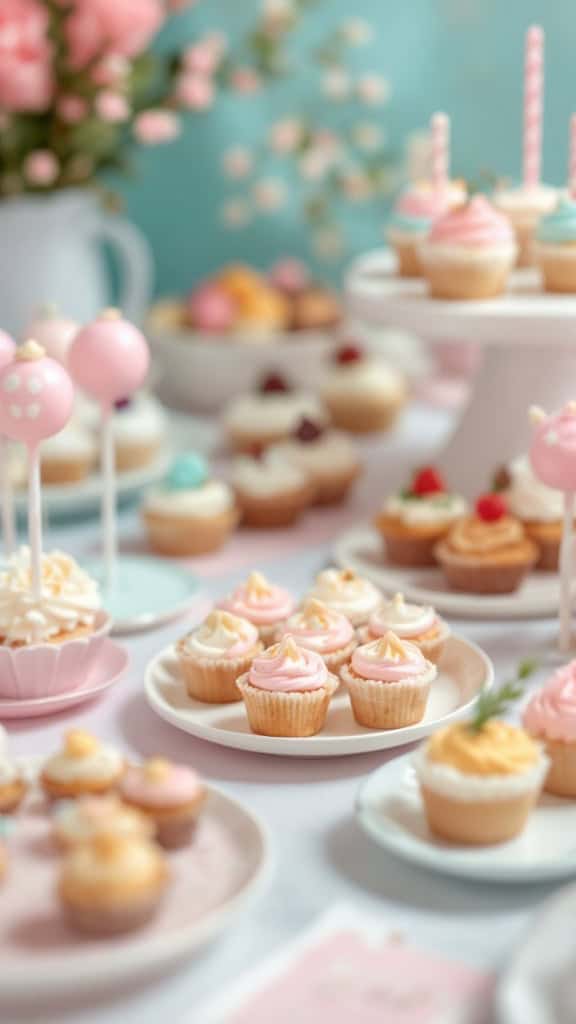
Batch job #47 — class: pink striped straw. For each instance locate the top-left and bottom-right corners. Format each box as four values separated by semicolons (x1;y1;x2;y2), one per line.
431;111;449;196
570;115;576;198
523;25;544;188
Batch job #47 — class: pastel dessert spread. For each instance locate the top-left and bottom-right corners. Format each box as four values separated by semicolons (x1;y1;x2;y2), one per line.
536;197;576;292
307;568;383;627
421;195;517;299
120;758;205;848
41;730;124;800
320;344;406;434
493;181;557;266
231;446;312;527
277;598;356;673
177;609;261;704
218;571;295;640
272;417;360;505
376;467;467;567
340;631;436;729
223;372;327;453
523;660;576;796
53;795;154;849
434;493;538;594
363;592;449;663
500;454;565;569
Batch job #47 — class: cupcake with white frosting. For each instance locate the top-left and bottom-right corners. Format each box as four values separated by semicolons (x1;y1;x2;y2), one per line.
360;592;450;664
218;571;296;643
340;631;436;729
320;344;406;434
177;609;262;703
110;393;166;471
40;419;97;485
276;598;357;674
53;794;154;850
41;730;124;801
376;466;467;567
223;371;327;454
306;568;383;628
272;417;361;505
500;454;565;570
143;453;238;556
231;448;312;527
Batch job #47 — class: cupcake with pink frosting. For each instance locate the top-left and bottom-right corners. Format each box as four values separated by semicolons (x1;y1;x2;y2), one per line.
120;758;205;849
276;598;357;674
340;631;436;729
523;661;576;797
388;180;466;278
360;592;450;664
177;609;262;703
236;635;338;737
217;571;295;642
420;195;517;300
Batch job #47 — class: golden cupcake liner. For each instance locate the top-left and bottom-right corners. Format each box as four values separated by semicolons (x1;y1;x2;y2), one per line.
542;738;576;797
143;507;238;557
323;393;405;435
178;643;262;704
340;666;430;730
423;259;513;300
41;456;94;485
311;464;361;506
392;239;423;278
420;785;539;845
538;250;576;294
234;483;313;528
236;673;338;737
434;545;535;595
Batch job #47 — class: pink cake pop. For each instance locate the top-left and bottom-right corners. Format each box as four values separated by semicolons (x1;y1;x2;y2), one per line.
0;330;16;554
24;307;79;365
68;309;150;407
530;402;576;650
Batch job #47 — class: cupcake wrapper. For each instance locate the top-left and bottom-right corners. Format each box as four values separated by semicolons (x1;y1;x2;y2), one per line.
420;786;538;846
63;892;163;936
392;239;423;278
0;612;111;701
434;550;535;595
236;674;338;737
178;644;262;703
323;394;404;435
422;258;514;300
144;507;238;557
376;525;444;568
311;465;361;506
541;738;576;797
538;250;576;293
235;484;313;528
340;665;430;730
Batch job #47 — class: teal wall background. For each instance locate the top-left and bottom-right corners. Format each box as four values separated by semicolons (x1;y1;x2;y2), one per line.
115;1;576;297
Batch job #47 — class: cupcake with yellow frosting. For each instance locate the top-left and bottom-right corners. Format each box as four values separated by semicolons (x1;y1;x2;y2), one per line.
434;492;538;594
340;631;436;729
177;609;262;703
40;731;124;801
415;671;547;844
360;592;450;665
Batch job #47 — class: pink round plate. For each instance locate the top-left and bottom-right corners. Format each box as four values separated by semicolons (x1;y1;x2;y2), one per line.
0;639;128;720
0;786;271;999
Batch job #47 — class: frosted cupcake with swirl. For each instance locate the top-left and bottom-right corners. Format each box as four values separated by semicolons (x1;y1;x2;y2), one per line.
535;197;576;293
236;635;338;737
388;180;466;278
276;598;357;674
306;568;383;628
376;466;467;567
178;609;262;703
360;592;450;664
499;454;566;570
434;492;538;594
41;730;124;801
420;195;517;300
340;631;436;730
218;571;296;642
524;661;576;796
120;758;205;849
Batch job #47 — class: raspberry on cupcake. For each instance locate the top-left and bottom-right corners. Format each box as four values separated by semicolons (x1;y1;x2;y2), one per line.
376;467;467;567
360;592;450;664
223;371;326;454
340;631;436;730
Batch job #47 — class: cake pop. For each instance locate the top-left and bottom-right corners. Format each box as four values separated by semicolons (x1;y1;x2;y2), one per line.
0;330;16;554
530;402;576;650
24;306;79;365
0;341;74;596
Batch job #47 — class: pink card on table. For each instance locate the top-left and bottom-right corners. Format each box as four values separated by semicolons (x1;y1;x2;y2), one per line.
196;906;494;1024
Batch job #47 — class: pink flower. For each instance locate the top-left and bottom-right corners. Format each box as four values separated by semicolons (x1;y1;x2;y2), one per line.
175;72;214;110
94;90;130;123
270;118;302;154
183;42;220;75
66;0;164;69
356;74;390;106
24;150;59;187
230;67;261;95
57;94;88;123
222;146;253;179
0;0;53;112
133;109;181;145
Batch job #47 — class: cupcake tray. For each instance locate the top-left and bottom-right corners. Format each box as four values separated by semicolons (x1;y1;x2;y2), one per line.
334;523;564;620
357;754;576;884
0;785;271;1000
144;636;493;758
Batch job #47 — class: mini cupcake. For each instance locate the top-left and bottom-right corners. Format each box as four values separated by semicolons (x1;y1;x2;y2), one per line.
53;794;154;851
499;455;565;570
231;448;312;528
59;833;168;935
306;568;383;628
218;571;295;643
177;609;261;703
360;592;450;664
420;195;517;300
340;632;436;729
375;466;467;567
320;344;406;434
223;372;327;454
435;492;538;594
0;751;27;813
41;731;124;801
142;453;238;556
493;181;557;267
111;393;167;472
388;181;463;278
40;419;97;485
535;197;576;293
287;284;341;332
272;417;361;505
415;719;547;845
120;757;206;849
524;661;576;797
236;635;338;737
276;598;357;674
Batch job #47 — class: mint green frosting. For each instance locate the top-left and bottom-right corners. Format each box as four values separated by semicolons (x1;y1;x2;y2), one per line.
165;453;208;491
536;198;576;244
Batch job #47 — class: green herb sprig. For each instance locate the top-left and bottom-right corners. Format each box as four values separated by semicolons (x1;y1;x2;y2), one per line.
469;658;538;733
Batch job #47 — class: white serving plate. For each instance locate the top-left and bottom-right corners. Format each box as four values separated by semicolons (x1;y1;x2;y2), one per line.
334;523;561;619
0;786;272;999
356;754;576;884
144;635;493;758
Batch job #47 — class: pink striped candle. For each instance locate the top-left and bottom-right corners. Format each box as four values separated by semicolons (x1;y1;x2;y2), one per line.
523;25;544;188
570;114;576;198
431;112;449;196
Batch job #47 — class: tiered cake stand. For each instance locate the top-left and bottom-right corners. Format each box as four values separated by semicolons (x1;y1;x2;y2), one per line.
346;250;576;495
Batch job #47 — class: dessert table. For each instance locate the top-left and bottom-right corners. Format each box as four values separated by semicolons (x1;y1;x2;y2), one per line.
2;402;563;1024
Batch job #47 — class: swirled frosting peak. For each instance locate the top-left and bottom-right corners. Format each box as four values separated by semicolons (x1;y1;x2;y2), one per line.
248;635;328;692
182;610;259;660
0;547;101;645
445;515;525;556
351;631;428;682
523;661;576;742
307;568;382;625
427;721;540;775
428;195;514;248
218;572;295;626
280;599;354;654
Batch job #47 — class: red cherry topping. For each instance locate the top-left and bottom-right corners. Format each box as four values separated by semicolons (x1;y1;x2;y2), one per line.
295;417;323;443
412;466;445;496
259;371;290;394
476;492;507;522
335;344;363;365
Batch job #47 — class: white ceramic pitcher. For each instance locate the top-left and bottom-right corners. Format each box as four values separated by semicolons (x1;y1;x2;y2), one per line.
0;188;153;335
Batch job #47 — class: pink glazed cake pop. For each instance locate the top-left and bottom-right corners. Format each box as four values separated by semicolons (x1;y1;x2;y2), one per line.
68;309;149;408
0;340;74;444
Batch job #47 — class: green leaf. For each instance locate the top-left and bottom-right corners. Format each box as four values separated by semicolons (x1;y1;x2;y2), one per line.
469;660;538;733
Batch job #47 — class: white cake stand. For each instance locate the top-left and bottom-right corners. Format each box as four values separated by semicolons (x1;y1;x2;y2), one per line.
346;250;576;495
